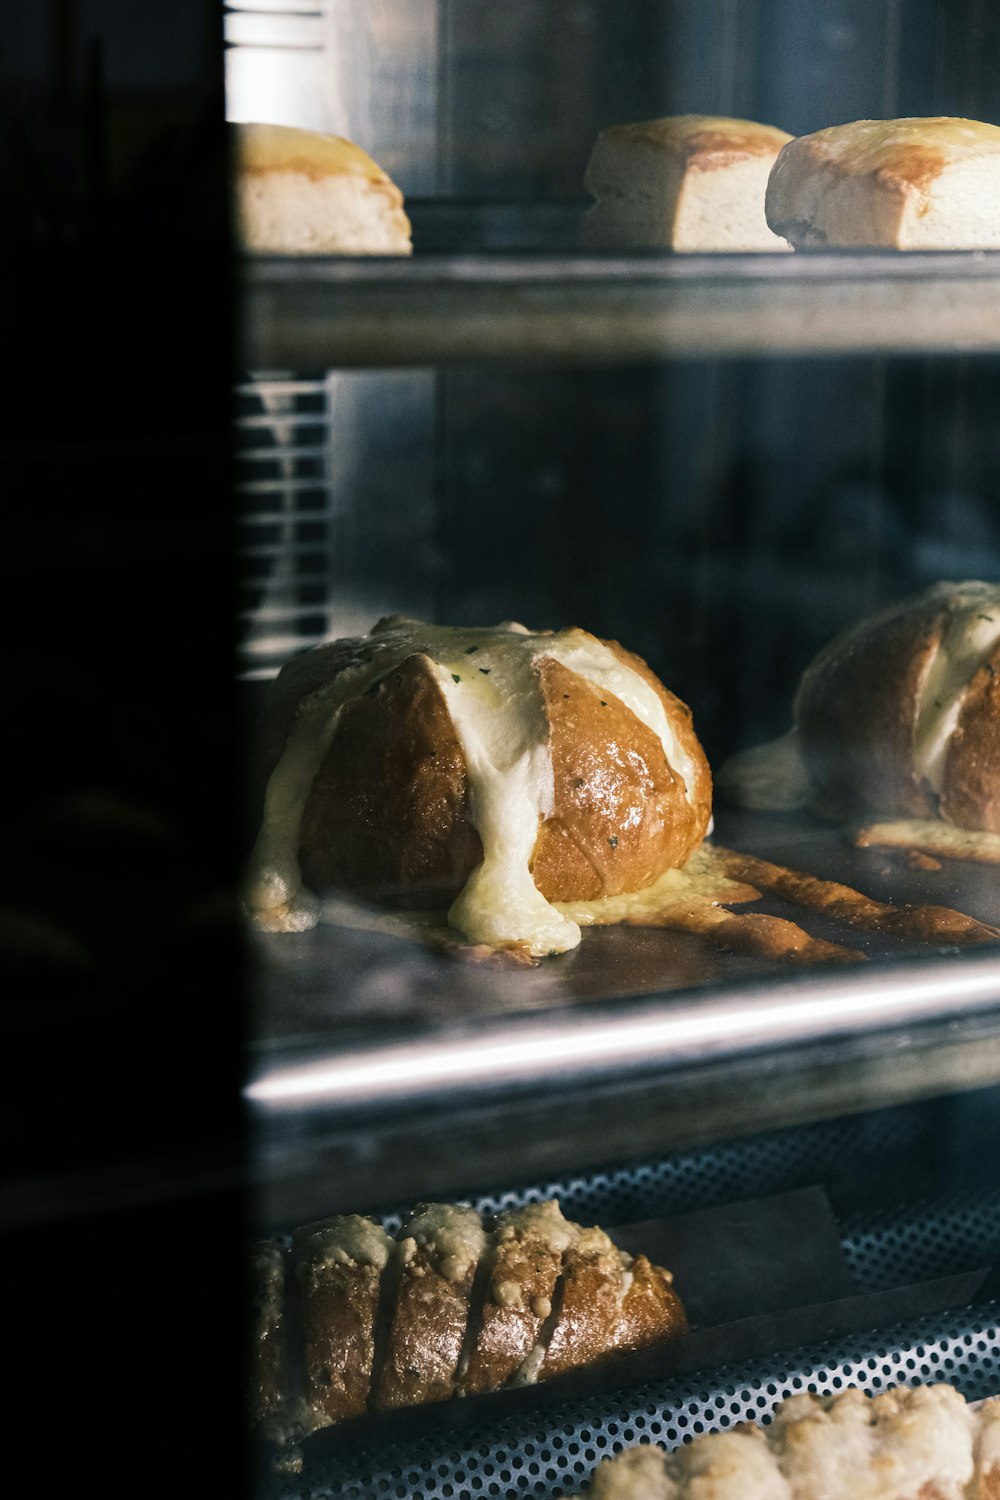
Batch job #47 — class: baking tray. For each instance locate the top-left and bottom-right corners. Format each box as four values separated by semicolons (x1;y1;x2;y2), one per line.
240;241;1000;370
251;1173;1000;1500
245;808;1000;1220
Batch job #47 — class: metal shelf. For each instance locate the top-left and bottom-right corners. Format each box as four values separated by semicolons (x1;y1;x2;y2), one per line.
243;806;1000;1224
240;246;1000;370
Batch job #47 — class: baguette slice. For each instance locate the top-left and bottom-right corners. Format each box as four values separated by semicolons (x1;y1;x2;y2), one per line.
293;1215;395;1425
583;114;793;251
372;1203;487;1410
766;116;1000;249
233;121;412;255
535;1226;686;1382
457;1199;578;1397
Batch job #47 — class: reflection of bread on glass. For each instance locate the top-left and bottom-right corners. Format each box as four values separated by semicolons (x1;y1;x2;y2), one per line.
583;114;794;251
718;581;1000;859
766;116;1000;249
233;122;412;254
245;617;713;956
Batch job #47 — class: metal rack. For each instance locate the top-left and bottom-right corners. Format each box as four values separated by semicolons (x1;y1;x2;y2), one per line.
240;248;1000;370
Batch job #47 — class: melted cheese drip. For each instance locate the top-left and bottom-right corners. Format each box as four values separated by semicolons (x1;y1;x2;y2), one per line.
245;619;697;957
913;589;1000;794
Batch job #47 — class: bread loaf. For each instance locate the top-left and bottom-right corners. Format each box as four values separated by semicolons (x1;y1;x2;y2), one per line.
583;114;794;251
233;121;412;255
567;1384;1000;1499
717;581;1000;837
765;117;1000;250
245;618;713;955
250;1199;687;1455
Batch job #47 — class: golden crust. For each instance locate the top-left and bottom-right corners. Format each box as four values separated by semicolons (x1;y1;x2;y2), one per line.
294;1225;384;1424
531;654;709;901
598;114;792;167
234;121;399;191
298;654;482;907
457;1215;563;1397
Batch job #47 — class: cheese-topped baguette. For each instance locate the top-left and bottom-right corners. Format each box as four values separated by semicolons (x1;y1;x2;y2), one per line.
233;121;412;255
717;581;1000;842
765;116;1000;249
246;617;713;956
569;1385;1000;1499
372;1202;487;1410
293;1215;395;1425
534;1226;687;1383
583;114;794;251
249;1197;688;1461
458;1199;577;1397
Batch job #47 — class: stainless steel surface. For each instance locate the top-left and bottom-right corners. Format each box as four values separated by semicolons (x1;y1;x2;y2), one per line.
246;949;1000;1116
240;250;1000;369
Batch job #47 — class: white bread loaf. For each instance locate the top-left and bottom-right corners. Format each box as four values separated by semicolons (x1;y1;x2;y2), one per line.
766;116;1000;249
583;114;794;251
233;122;412;255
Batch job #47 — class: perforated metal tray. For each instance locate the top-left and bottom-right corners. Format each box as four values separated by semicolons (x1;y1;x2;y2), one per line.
252;1109;1000;1500
240;243;1000;370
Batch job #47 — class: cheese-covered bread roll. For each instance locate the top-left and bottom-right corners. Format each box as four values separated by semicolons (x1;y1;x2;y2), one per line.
583;114;794;251
246;617;713;956
717;581;1000;837
233;121;412;255
766;116;1000;249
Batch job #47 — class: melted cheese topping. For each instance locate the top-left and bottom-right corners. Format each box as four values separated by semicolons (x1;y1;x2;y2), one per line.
246;619;698;957
854;818;1000;865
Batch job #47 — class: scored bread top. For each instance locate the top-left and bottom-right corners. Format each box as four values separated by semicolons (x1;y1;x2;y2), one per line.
246;618;712;955
234;121;399;188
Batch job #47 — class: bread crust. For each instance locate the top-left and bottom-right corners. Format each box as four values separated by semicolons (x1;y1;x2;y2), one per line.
457;1203;567;1397
233;121;412;255
294;1217;393;1425
372;1204;485;1411
298;654;483;907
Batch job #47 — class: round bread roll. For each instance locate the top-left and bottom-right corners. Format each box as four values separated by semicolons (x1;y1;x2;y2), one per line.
246;618;712;955
718;581;1000;834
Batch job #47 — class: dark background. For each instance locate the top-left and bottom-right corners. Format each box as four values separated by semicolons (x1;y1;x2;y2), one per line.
2;3;242;1493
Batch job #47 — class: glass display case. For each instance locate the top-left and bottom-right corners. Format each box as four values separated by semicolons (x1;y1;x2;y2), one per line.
230;4;1000;1496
